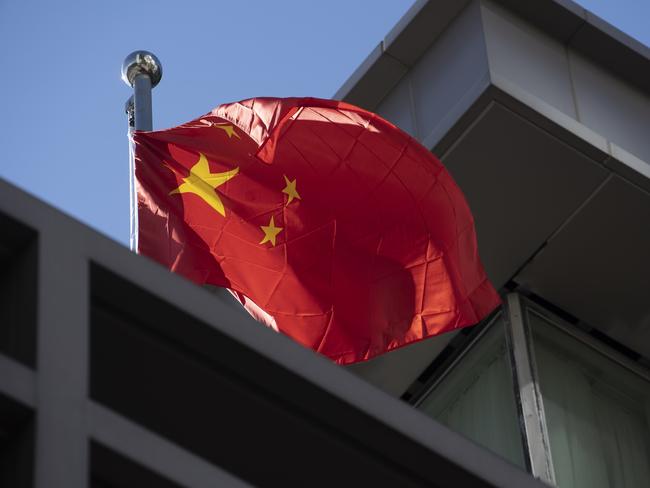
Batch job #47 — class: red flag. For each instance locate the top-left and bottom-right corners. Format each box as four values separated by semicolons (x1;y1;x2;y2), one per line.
134;97;500;364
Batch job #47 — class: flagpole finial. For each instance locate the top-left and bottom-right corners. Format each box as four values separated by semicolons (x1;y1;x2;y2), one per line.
121;50;162;88
122;50;161;132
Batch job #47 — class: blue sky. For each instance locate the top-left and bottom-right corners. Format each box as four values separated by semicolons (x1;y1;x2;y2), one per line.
0;0;648;246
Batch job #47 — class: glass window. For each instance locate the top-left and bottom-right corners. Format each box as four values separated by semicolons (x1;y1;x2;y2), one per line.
417;315;526;468
529;310;650;488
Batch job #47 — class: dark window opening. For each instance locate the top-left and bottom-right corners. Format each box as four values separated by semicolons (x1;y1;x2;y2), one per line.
0;212;37;367
90;442;182;488
0;393;34;488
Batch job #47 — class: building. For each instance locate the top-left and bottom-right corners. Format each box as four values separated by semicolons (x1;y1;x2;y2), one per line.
1;0;648;486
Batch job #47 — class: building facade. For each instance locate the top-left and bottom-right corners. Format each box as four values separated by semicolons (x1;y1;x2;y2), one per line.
0;0;648;487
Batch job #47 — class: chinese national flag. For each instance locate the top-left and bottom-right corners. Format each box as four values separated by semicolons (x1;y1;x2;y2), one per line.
133;97;500;364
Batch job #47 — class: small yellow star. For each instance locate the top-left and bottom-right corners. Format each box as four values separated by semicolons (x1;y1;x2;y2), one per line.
282;175;301;205
260;216;283;246
213;124;240;139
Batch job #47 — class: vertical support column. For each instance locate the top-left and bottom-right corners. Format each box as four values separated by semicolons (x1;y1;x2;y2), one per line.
505;293;556;486
34;223;89;488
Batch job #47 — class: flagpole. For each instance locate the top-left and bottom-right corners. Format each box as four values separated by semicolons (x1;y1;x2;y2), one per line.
121;51;162;250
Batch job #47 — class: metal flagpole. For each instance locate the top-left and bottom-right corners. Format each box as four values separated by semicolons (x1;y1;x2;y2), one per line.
120;52;278;326
121;51;162;251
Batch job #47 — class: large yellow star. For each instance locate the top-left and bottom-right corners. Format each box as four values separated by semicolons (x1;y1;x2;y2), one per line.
169;153;239;216
282;175;301;205
260;216;283;246
213;124;240;139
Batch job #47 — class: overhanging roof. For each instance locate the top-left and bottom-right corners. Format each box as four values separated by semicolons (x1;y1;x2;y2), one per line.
335;0;650;109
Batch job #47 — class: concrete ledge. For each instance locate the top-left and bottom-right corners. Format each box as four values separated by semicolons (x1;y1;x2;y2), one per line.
0;354;35;408
90;403;250;488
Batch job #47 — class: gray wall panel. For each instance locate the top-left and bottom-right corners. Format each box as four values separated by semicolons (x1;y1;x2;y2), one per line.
347;331;457;397
569;50;650;165
516;176;650;359
376;76;417;138
410;2;489;147
35;227;89;488
441;103;608;288
481;0;577;118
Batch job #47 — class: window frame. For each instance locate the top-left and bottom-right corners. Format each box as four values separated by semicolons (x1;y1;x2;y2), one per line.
411;292;650;487
504;293;556;484
411;312;505;408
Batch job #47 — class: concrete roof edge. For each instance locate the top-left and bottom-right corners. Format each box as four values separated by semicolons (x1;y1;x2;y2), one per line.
383;0;430;51
333;0;467;105
580;8;650;60
334;0;650;102
333;42;408;111
333;42;384;102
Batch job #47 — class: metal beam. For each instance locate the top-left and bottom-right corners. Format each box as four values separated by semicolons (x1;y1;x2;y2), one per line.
504;293;556;485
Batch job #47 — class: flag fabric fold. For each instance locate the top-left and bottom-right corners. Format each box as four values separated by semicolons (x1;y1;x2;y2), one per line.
133;97;500;364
